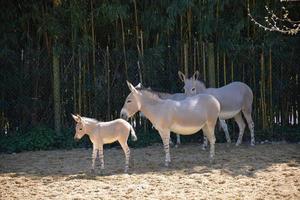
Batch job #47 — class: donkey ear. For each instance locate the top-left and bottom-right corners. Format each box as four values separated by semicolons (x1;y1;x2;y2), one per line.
71;114;80;122
136;83;143;88
127;81;139;95
192;71;200;80
178;71;186;82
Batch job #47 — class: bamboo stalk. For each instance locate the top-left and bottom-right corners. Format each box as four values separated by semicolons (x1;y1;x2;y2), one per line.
193;38;196;73
269;47;273;127
260;51;266;129
187;6;192;48
73;71;76;114
91;0;97;116
133;0;139;45
120;17;128;80
184;43;188;77
208;43;216;87
106;46;111;120
196;41;200;74
78;48;82;114
53;44;61;134
202;43;206;82
216;48;219;87
223;52;226;85
231;61;234;82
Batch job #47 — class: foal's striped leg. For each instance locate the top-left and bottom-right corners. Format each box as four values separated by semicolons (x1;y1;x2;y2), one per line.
98;145;104;170
120;142;130;173
91;146;98;172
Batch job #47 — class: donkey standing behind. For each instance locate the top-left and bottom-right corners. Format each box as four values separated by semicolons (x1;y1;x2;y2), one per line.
120;81;220;166
72;114;137;173
179;71;255;147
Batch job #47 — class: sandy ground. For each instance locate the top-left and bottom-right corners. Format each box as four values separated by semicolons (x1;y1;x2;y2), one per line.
0;143;299;200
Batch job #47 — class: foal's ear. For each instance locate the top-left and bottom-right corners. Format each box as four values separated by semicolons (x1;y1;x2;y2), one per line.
178;71;186;82
192;71;200;80
71;114;80;122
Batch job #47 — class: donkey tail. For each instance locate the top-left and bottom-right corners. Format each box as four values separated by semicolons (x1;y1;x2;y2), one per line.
129;126;137;141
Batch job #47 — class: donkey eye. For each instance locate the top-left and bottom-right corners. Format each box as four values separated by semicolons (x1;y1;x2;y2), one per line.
79;128;82;130
127;100;132;103
192;88;196;91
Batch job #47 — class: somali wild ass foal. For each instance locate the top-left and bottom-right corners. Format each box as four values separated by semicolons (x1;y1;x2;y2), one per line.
179;71;255;147
120;81;220;166
72;114;137;173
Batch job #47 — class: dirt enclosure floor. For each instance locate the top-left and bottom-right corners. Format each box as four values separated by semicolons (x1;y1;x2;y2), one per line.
0;143;300;200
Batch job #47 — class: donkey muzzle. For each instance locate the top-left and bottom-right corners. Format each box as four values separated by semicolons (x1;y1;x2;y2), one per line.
120;110;128;121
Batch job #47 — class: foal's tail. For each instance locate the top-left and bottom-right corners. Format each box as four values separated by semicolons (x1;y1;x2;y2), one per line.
129;125;137;141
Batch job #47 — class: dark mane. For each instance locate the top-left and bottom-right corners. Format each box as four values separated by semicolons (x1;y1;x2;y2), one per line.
136;87;168;99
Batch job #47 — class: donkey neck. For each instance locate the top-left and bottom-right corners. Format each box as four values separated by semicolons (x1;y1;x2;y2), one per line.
138;93;166;126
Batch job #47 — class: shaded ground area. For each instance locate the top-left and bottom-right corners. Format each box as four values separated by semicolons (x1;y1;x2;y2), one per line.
0;143;299;200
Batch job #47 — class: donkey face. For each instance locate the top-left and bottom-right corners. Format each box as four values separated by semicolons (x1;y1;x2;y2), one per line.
184;79;198;96
72;114;86;140
120;81;141;120
180;71;206;96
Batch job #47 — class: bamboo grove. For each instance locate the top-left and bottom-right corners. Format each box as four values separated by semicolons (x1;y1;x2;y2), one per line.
0;0;299;145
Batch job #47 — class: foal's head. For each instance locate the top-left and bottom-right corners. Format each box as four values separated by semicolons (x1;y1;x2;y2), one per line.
179;71;206;95
120;82;143;120
71;114;86;140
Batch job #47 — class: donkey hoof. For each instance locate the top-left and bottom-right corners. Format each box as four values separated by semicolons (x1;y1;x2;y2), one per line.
251;142;255;146
202;146;207;151
90;169;95;174
235;142;241;146
175;144;179;148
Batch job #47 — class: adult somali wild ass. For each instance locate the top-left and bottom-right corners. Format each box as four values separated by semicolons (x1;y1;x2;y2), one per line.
120;81;220;166
72;114;137;173
140;85;186;146
179;71;255;147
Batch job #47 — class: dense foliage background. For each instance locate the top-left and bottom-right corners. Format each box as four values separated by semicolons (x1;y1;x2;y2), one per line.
0;0;299;152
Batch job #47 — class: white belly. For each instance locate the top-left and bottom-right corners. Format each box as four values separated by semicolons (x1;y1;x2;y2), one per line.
170;124;204;135
219;110;241;119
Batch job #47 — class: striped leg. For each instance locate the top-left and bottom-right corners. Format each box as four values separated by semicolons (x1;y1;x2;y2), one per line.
234;112;246;146
202;136;208;150
159;130;171;167
91;146;98;172
219;119;231;143
98;145;104;170
176;134;181;147
202;124;216;163
243;111;255;146
120;142;130;173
